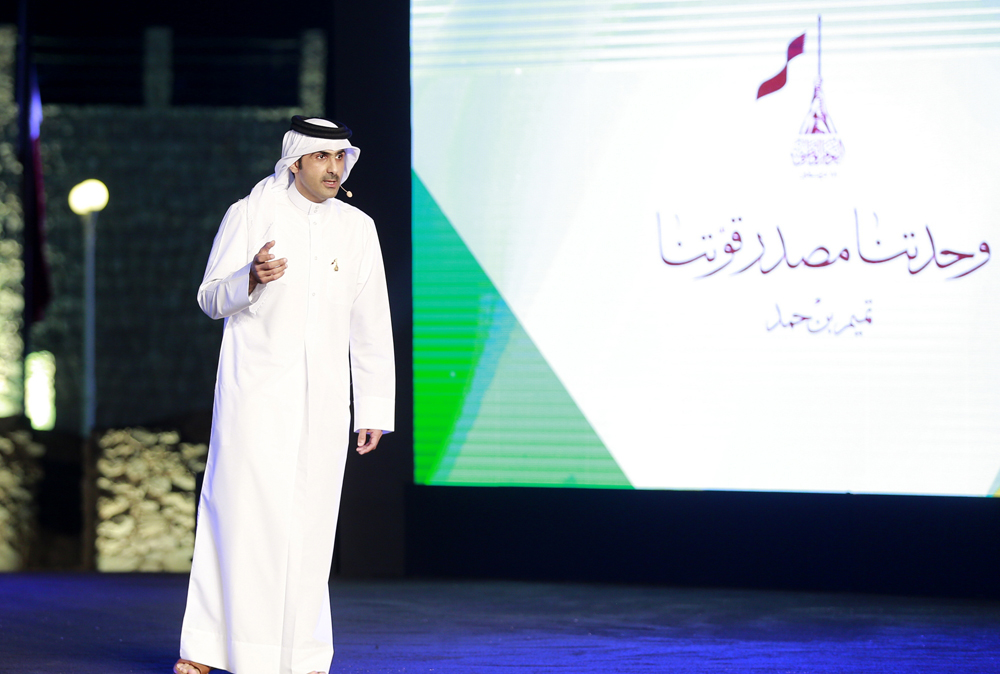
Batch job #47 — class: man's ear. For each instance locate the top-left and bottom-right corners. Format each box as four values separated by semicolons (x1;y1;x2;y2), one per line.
290;158;301;174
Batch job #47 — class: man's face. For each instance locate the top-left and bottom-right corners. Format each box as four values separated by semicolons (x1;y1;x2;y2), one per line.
290;149;347;203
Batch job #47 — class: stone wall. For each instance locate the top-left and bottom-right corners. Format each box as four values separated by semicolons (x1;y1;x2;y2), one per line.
0;428;44;570
93;427;206;572
0;25;24;418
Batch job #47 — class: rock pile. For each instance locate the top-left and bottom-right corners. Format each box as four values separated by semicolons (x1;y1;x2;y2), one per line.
0;430;45;571
95;428;207;572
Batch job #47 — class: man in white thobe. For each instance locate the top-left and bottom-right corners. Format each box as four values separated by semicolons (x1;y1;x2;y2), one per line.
176;116;395;674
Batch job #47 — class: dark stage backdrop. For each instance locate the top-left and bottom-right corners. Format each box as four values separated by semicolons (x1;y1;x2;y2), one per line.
3;0;416;576
327;1;413;578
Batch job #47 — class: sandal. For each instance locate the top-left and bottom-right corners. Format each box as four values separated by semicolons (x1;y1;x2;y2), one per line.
174;659;212;674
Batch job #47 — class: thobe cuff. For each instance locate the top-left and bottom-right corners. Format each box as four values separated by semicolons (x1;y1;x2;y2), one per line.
247;269;267;314
199;262;257;319
353;395;395;433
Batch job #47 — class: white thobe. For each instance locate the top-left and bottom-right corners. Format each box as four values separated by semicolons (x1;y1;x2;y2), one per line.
180;181;395;674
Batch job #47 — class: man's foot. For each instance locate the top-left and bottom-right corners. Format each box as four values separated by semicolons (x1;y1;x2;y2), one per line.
174;659;212;674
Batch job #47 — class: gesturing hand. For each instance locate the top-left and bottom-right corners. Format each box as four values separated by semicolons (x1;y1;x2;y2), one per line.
249;240;287;294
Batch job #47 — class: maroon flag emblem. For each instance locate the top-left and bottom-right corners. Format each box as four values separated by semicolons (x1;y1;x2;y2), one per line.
757;34;805;99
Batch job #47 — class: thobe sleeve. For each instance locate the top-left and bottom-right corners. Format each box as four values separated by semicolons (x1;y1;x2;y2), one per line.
350;218;396;433
197;200;266;320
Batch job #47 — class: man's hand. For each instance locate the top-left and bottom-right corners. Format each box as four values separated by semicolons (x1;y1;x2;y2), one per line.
357;429;383;454
249;240;288;294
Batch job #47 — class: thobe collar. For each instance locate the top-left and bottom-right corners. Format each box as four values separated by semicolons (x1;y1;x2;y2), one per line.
286;180;329;215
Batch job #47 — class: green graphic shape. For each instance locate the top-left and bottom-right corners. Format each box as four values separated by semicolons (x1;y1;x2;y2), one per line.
412;170;631;488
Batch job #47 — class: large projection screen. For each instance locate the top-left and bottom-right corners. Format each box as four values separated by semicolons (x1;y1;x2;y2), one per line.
411;0;1000;496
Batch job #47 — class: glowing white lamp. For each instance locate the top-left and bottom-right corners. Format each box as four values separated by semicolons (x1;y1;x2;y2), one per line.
69;179;108;436
68;179;109;215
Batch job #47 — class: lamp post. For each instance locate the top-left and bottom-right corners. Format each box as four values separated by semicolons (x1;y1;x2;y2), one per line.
68;179;108;438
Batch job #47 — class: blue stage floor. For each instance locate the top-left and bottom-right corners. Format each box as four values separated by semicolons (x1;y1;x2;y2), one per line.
2;573;999;673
